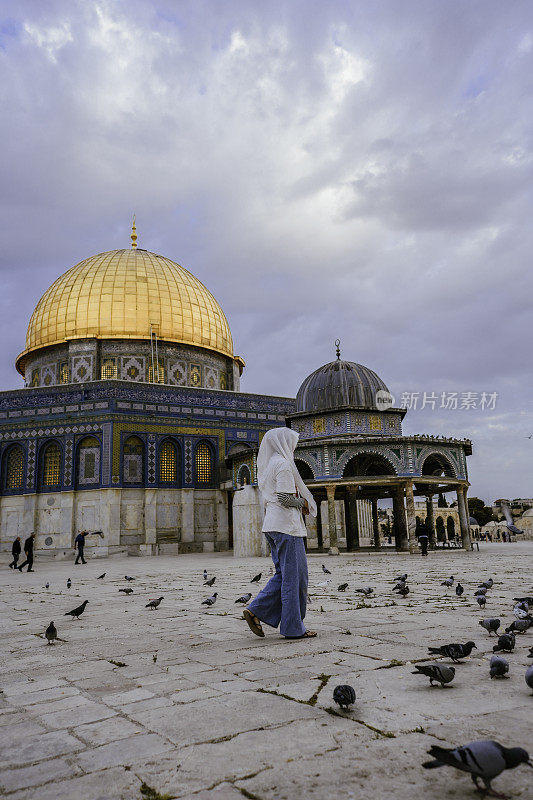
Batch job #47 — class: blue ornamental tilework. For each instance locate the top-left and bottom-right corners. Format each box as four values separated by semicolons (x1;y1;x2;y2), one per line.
102;423;112;486
63;438;74;487
27;439;36;490
184;439;192;484
148;435;156;484
0;423;101;441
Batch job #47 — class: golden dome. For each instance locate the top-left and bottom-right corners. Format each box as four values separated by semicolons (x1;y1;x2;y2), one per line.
16;248;234;375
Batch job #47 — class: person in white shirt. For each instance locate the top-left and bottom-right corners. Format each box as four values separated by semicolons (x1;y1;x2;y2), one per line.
243;427;318;639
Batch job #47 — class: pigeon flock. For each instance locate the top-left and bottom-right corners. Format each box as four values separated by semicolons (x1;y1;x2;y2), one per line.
8;557;532;798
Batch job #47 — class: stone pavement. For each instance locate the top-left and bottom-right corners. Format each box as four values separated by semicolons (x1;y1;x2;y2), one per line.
0;543;532;800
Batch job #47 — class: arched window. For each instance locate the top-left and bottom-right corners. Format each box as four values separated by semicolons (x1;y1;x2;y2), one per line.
446;516;456;539
295;459;314;481
4;446;25;491
77;436;101;487
41;442;61;489
237;464;251;486
435;515;445;542
123;436;144;485
159;440;181;485
194;441;214;485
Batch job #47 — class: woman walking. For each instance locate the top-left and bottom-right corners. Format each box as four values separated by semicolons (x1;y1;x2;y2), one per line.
243;427;318;640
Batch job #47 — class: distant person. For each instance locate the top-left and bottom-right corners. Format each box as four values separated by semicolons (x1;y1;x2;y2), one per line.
17;533;35;572
416;520;429;556
9;536;21;569
74;530;88;564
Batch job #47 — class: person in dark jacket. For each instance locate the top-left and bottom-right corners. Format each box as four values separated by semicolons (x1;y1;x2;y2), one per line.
416;520;429;556
9;536;21;569
18;533;35;572
74;531;88;564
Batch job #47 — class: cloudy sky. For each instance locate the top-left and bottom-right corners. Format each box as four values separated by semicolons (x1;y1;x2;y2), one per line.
1;0;532;503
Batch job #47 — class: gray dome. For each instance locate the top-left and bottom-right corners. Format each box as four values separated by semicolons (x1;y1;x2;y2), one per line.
296;358;390;413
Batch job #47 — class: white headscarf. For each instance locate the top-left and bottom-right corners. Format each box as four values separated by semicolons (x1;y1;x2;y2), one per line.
257;427;317;517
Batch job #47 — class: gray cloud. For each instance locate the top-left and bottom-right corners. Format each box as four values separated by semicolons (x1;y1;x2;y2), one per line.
0;0;532;502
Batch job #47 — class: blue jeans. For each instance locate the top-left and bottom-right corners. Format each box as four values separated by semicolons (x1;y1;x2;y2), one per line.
247;532;308;638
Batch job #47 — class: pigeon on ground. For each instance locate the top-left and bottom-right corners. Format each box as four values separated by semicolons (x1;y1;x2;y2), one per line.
317;580;330;588
528;646;533;658
64;600;88;619
333;685;356;709
338;583;349;592
202;593;218;606
119;587;133;595
490;655;510;679
474;588;487;596
427;641;477;662
203;577;216;587
479;578;494;589
479;619;500;636
355;587;373;596
422;740;532;794
145;597;163;610
235;593;252;604
203;569;208;580
66;578;72;589
412;664;455;687
396;574;408;582
513;596;533;608
455;583;464;596
396;585;410;597
250;573;262;583
493;633;516;653
513;601;530;620
45;582;49;589
97;573;106;580
525;665;533;693
393;581;406;591
322;564;331;574
124;575;135;581
476;596;487;609
45;621;57;645
505;617;532;634
441;576;454;587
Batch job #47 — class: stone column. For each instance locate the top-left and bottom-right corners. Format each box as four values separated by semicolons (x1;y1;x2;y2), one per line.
405;481;417;554
456;485;472;551
371;498;381;550
326;485;339;555
181;489;195;545
393;486;409;552
315;498;324;548
232;485;264;556
345;486;360;550
425;494;435;548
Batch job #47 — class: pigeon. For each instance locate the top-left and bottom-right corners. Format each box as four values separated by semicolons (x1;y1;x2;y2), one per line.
513;601;530;620
490;655;510;679
396;574;408;582
203;577;216;587
479;618;500;636
476;596;487;609
333;684;356;709
64;600;88;619
493;633;516;653
525;665;533;693
422;740;532;794
203;569;208;580
202;593;218;606
513;596;533;608
396;585;410;597
250;573;262;583
355;587;373;596
474;588;487;596
45;621;57;645
66;578;72;589
235;593;252;604
322;564;331;574
338;583;349;592
427;641;477;662
145;597;163;610
119;587;133;595
479;578;494;589
528;646;533;658
393;581;406;591
97;573;106;580
455;583;464;596
317;580;330;588
412;664;455;687
441;576;454;587
45;582;50;589
505;617;532;634
124;576;135;581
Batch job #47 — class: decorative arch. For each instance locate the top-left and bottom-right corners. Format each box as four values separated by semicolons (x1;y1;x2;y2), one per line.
123;435;145;485
226;442;252;458
446;516;456;539
342;450;397;478
194;440;216;487
435;515;445;542
159;438;182;486
3;444;25;493
236;463;252;486
294;456;316;480
39;440;62;491
420;450;458;479
76;436;101;488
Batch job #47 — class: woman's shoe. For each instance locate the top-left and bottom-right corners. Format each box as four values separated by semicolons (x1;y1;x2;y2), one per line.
243;609;265;638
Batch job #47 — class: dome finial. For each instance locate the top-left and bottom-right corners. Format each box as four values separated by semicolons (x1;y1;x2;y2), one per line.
131;215;137;249
335;338;341;360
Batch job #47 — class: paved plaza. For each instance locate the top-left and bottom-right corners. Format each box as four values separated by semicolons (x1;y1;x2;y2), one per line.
0;543;531;800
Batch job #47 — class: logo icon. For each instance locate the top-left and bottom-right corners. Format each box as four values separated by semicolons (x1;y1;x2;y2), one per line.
375;390;395;410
